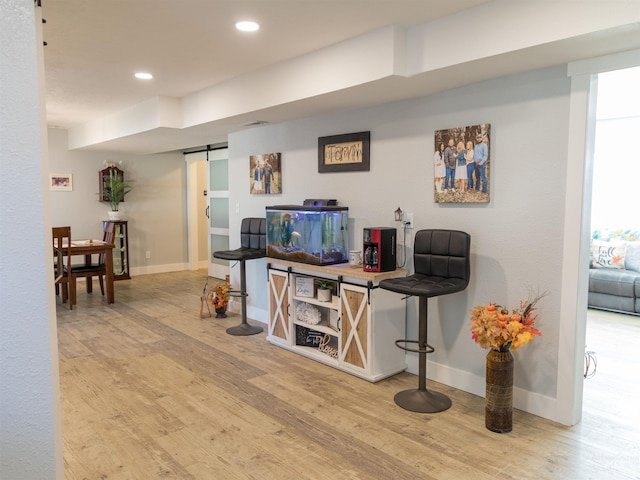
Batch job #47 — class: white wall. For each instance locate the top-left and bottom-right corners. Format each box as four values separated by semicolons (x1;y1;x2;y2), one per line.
228;65;572;420
0;2;62;478
47;129;189;274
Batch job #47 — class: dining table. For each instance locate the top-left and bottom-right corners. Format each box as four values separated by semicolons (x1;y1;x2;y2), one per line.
68;239;116;304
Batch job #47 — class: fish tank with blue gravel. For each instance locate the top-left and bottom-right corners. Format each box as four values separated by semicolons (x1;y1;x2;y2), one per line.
266;204;349;265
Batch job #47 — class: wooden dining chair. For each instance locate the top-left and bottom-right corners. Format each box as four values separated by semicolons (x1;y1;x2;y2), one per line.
52;226;74;309
69;222;115;306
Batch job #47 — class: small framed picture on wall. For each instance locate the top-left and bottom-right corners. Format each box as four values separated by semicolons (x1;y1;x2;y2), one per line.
250;152;281;194
50;173;73;191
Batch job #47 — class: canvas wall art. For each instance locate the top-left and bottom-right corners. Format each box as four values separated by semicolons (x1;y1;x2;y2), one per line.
434;123;490;203
250;152;282;194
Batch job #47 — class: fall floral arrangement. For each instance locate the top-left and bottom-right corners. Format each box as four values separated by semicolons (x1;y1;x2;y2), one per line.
210;277;232;310
470;291;546;351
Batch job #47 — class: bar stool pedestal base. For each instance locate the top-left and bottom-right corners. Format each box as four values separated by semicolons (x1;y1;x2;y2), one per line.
226;323;263;336
394;388;451;413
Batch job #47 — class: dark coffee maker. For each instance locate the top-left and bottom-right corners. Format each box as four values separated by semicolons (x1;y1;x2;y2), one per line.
363;227;396;272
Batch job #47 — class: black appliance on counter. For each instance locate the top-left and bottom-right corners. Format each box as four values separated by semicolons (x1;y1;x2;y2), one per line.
363;227;396;272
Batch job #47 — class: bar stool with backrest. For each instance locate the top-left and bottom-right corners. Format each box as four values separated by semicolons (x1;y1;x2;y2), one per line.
379;229;471;413
213;218;267;336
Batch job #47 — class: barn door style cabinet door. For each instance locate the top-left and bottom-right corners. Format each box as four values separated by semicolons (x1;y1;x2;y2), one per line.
104;220;130;280
266;259;407;382
268;269;290;344
340;283;370;372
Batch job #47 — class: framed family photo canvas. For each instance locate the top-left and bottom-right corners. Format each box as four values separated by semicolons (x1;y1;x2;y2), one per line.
50;173;73;191
433;123;490;203
250;152;282;194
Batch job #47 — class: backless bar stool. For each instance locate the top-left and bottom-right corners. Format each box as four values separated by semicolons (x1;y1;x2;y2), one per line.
379;229;470;413
213;218;266;336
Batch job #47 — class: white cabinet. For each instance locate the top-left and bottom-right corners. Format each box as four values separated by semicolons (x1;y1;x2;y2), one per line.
267;259;407;382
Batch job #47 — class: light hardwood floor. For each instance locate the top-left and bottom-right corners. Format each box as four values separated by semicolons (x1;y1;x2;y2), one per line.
56;271;640;479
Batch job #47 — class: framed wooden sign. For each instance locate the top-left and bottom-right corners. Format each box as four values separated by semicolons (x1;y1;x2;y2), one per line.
318;131;370;173
295;276;314;298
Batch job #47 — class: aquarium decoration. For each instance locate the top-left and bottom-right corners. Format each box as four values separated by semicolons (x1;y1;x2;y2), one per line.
266;203;349;265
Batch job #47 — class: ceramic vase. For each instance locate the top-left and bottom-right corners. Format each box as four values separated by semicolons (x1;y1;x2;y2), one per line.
107;210;122;221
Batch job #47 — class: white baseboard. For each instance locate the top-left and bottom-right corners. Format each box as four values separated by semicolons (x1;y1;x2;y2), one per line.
130;263;189;276
224;300;268;325
405;354;559;424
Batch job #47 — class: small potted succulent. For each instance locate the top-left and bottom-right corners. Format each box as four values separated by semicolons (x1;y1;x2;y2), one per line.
315;279;334;302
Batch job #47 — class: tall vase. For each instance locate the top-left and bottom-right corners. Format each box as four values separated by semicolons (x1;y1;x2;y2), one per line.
485;344;513;433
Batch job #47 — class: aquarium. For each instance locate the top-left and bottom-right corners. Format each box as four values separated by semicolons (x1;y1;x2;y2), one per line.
266;205;349;265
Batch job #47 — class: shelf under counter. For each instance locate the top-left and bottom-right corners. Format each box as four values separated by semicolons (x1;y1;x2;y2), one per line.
292;319;337;337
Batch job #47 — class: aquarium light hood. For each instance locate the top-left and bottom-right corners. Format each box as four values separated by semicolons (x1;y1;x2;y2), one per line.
302;199;337;206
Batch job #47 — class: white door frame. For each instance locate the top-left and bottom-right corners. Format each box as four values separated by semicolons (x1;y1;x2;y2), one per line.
561;50;640;425
185;147;230;273
185;152;206;270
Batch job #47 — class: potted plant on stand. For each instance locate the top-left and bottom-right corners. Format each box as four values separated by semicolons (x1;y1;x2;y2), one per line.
103;169;133;221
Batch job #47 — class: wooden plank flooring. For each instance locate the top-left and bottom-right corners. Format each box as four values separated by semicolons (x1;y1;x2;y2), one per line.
56;271;640;479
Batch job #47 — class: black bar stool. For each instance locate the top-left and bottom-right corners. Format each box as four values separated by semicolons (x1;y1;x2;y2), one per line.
379;229;470;413
213;218;266;336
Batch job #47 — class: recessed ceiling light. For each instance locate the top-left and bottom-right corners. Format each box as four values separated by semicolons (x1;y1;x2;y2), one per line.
134;72;153;80
236;21;259;32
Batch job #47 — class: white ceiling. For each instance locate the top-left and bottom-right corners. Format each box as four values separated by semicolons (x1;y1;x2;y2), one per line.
40;0;640;154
